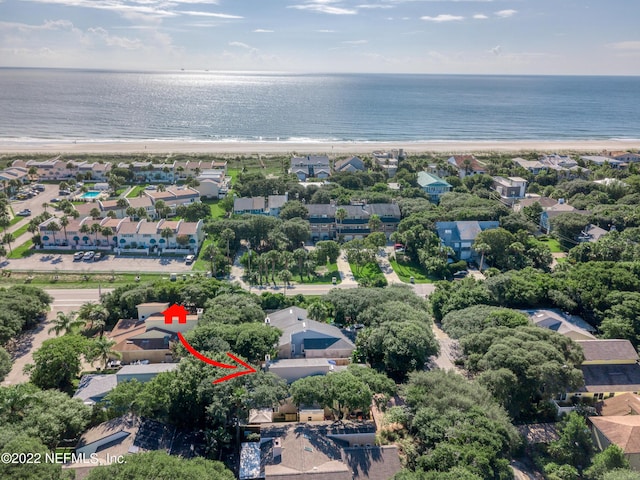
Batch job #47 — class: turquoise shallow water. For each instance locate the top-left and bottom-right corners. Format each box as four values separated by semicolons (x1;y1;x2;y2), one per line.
1;68;639;143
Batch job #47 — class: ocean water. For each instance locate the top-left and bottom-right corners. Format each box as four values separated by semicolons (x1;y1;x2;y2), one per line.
1;68;639;144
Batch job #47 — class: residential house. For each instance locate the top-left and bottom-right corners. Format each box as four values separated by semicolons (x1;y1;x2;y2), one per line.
564;339;640;401
290;155;331;181
70;415;174;478
611;152;640;163
234;197;267;215
108;303;200;364
334;156;366;173
72;374;118;406
513;196;558;213
144;186;200;214
539;202;590;234
524;309;596;341
195;169;228;199
435;220;500;261
118;161;175;183
266;306;355;361
240;422;402;480
581;155;625;169
266;194;288;217
307;202;401;242
590;416;640;470
126;196;155;219
578;224;610;243
72;364;179;405
372;149;405;177
539;154;589;179
492;176;527;204
594;392;640;416
416;172;452;203
266;357;348;383
512;157;546;174
0;166;29;185
97;199;128;219
447;155;486;178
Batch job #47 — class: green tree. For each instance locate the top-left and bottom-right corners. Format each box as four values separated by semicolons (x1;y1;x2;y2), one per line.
0;346;11;381
0;435;63;479
220;227;235;264
88;337;122;370
585;445;630;480
28;335;88;391
85;451;235;480
102;379;145;418
47;310;85;336
307;301;328;322
161;226;174;248
279;200;309;220
315;240;340;264
548;412;594;472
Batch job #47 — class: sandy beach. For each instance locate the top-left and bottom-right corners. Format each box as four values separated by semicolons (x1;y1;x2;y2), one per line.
0;139;638;156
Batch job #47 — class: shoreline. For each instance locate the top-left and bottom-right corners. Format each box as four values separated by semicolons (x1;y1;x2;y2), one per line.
0;139;639;156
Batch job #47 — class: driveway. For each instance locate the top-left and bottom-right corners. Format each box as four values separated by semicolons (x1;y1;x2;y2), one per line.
2;288;106;386
5;252;193;273
376;247;402;285
429;323;462;373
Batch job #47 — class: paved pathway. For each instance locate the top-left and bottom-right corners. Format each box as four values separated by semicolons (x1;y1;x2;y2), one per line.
376;247;403;285
2;288;107;386
429;323;462;373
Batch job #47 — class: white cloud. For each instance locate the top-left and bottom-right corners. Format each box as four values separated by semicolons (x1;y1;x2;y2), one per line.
357;4;393;8
490;45;501;55
495;9;516;18
179;10;243;18
473;14;488;19
229;41;251;49
608;41;640;50
253;29;274;33
316;29;335;32
288;1;357;15
421;14;464;22
342;39;368;44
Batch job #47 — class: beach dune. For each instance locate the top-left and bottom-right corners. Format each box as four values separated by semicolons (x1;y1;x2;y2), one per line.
0;139;638;156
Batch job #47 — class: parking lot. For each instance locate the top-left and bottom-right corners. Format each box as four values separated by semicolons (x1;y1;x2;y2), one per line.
4;252;195;273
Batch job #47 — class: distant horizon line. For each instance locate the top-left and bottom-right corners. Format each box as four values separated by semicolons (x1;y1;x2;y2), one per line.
1;66;640;78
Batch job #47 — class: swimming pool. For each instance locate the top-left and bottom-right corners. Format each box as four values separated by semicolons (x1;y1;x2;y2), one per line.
80;191;101;199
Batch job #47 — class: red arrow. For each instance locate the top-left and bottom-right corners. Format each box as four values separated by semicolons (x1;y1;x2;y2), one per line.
177;332;256;384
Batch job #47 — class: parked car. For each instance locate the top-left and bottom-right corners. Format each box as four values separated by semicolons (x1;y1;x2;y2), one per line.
73;251;84;261
16;209;31;216
93;252;103;261
59;189;70;196
452;270;469;280
50;198;60;203
33;184;45;192
83;251;95;261
185;254;195;265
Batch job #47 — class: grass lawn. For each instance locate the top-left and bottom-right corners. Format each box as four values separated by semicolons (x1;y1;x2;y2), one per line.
126;185;146;198
192;237;213;271
295;262;340;285
226;168;240;184
11;223;30;239
202;199;227;219
533;236;565;253
7;239;33;259
0;270;170;288
9;213;23;227
349;261;385;284
389;256;437;284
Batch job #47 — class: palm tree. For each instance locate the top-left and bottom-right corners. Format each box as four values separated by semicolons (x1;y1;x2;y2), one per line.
125;206;136;220
220;228;235;265
368;213;382;233
2;232;14;254
116;198;128;209
293;248;308;282
41;202;49;213
280;269;293;295
161;227;174;249
335;208;347;237
136;207;148;220
205;242;218;278
474;241;491;272
48;311;84;336
155;200;167;219
90;223;101;246
80;223;91;245
0;246;7;263
78;303;109;337
265;250;280;285
101;227;114;248
90;207;101;220
156;183;166;192
48;221;61;245
89;337;122;370
59;215;69;245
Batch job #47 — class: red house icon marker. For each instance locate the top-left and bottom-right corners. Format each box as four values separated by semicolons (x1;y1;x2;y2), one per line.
162;304;188;324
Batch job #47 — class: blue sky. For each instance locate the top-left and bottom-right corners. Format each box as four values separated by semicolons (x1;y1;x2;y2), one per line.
1;0;639;74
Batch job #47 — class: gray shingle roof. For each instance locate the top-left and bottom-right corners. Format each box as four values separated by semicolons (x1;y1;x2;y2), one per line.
267;307;354;349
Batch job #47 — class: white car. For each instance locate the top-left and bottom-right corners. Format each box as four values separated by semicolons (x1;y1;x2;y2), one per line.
185;254;195;265
83;251;95;261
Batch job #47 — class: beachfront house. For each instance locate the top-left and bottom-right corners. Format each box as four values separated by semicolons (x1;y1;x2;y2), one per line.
447;155;486;178
334;156;366;173
290;155;331;181
307;202;401;242
492;176;528;204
